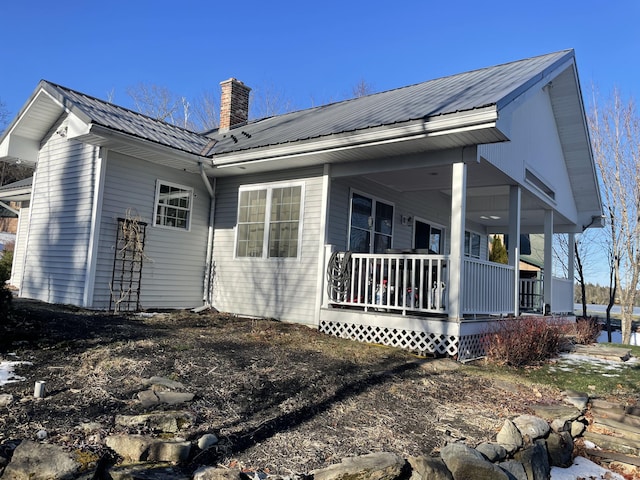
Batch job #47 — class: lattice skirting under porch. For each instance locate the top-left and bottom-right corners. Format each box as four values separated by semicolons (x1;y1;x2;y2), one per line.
319;319;487;361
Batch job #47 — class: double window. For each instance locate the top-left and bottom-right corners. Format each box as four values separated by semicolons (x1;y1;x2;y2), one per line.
154;181;193;230
348;192;394;253
236;184;303;258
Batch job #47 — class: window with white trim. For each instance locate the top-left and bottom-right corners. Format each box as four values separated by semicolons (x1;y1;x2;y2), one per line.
236;184;303;258
154;181;193;230
464;231;481;258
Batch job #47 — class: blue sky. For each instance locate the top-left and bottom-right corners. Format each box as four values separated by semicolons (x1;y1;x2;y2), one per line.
1;0;638;117
1;0;638;286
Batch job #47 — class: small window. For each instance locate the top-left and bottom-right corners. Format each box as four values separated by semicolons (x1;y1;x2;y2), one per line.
464;231;481;258
154;181;193;230
236;183;303;258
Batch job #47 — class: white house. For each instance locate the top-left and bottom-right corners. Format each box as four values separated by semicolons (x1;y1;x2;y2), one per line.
0;49;602;359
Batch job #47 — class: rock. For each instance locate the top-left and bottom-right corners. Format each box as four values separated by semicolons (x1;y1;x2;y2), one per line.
1;440;80;479
496;419;523;453
546;431;574;467
115;411;195;433
0;393;14;407
311;452;408;480
440;443;510;480
138;390;160;407
530;404;581;423
570;420;586;437
77;421;102;432
197;433;219;451
155;391;194;405
407;456;453;480
498;460;527;480
143;376;185;390
193;467;246;480
35;429;47;440
106;435;191;464
475;442;506;462
562;390;589;411
512;415;550;441
106;434;152;462
513;440;550;480
108;462;190;480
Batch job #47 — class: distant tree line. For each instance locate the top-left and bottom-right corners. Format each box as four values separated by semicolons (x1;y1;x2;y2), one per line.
575;282;640;307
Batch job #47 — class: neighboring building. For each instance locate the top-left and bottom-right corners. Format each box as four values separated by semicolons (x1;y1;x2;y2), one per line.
0;50;603;359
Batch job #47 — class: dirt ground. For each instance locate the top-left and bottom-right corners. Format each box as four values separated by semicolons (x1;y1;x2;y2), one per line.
0;298;564;474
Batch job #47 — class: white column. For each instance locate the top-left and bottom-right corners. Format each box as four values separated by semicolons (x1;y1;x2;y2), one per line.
508;185;521;317
568;233;575;311
543;210;554;314
448;162;467;321
315;164;332;323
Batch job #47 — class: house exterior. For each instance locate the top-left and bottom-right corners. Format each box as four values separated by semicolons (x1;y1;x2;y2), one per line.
0;50;602;359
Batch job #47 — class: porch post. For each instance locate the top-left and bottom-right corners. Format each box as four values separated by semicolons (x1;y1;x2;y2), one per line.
508;186;521;317
449;161;467;321
543;210;554;314
315;164;332;324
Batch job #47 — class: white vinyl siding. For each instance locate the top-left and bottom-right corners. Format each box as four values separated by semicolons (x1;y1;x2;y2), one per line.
20;129;97;305
9;204;29;288
212;167;323;325
91;151;210;309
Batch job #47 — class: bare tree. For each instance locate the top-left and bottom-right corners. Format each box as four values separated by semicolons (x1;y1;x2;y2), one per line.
589;88;640;345
0;98;9;133
351;79;375;98
127;83;182;124
250;83;294;119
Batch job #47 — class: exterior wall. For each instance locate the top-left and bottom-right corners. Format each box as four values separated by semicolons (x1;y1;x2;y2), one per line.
9;203;29;288
211;166;324;325
0;217;18;233
91;151;211;309
20;127;97;305
480;88;578;223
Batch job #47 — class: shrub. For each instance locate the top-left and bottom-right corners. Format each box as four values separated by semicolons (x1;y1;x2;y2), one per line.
484;316;563;367
571;317;601;344
0;247;13;317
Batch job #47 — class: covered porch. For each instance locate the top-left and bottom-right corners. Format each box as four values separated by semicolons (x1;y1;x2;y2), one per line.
316;150;581;361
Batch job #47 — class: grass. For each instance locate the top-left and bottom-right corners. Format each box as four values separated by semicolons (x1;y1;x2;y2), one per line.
474;343;640;399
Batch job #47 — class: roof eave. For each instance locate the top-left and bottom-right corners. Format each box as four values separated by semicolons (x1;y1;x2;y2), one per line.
212;106;501;168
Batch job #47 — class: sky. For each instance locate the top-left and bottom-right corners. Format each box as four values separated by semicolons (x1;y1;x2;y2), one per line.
0;0;638;285
1;0;638;117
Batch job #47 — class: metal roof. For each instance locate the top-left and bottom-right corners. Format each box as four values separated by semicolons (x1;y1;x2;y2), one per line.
37;82;213;157
206;50;574;155
6;50;575;161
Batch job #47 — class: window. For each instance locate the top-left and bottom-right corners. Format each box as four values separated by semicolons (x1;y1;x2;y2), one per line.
414;219;444;254
154;181;193;230
348;192;394;253
236;184;303;258
464;231;481;258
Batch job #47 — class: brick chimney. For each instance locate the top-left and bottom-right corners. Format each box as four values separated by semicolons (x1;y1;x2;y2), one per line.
219;78;251;132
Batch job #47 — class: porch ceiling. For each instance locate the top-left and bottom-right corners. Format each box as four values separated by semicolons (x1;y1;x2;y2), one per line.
363;159;571;232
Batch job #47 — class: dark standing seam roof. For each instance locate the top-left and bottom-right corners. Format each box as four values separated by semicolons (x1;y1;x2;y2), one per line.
37;50;573;159
206;50;574;155
41;82;213;156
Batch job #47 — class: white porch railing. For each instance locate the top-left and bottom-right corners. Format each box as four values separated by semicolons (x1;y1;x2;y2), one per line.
551;276;574;314
326;252;448;315
461;258;515;315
